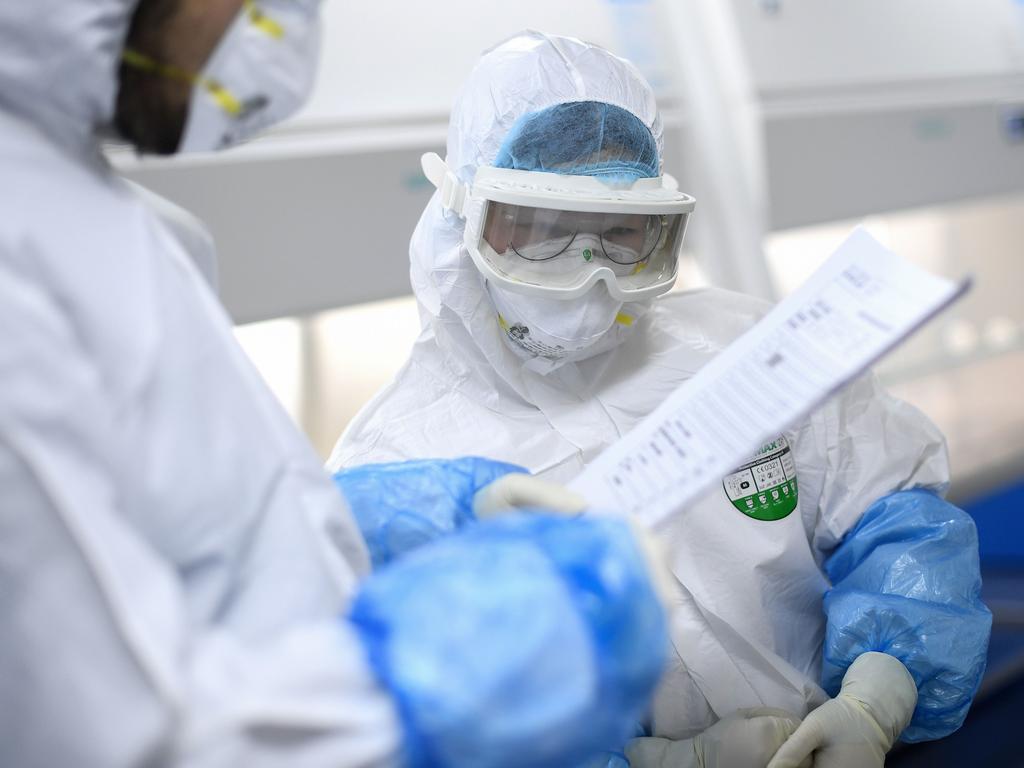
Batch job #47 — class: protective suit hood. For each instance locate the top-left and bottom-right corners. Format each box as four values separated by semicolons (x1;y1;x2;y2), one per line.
0;0;136;148
409;31;663;393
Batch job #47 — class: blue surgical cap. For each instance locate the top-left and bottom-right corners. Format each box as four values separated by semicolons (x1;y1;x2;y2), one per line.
492;101;659;182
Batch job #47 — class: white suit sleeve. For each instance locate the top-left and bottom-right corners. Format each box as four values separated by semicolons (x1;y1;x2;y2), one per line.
810;373;951;554
0;270;401;768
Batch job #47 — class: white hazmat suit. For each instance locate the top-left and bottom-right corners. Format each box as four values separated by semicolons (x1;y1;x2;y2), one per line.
329;32;954;739
0;2;405;765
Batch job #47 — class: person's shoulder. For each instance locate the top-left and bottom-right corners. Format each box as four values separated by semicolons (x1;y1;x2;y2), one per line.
649;286;774;345
328;348;454;470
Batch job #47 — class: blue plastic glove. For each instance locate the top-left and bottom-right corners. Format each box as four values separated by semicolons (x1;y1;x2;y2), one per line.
822;489;992;743
348;513;668;768
333;457;527;568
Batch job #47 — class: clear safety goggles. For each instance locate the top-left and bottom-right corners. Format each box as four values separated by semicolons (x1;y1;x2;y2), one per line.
422;153;695;301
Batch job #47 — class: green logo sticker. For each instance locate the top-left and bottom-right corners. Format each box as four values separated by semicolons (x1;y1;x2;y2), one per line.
722;436;798;521
582;248;593;262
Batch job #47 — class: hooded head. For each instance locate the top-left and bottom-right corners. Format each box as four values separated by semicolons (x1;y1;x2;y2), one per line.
0;0;137;149
410;31;666;380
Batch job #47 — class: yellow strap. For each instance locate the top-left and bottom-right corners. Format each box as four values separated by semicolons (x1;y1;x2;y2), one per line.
121;0;286;118
244;0;286;39
121;48;243;117
121;48;179;78
199;78;243;117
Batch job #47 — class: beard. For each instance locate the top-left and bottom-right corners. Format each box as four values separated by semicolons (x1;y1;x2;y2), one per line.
114;0;190;154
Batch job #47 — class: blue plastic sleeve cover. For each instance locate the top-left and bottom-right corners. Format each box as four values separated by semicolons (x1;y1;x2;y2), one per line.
347;513;668;768
580;753;630;768
822;489;993;743
333;457;527;569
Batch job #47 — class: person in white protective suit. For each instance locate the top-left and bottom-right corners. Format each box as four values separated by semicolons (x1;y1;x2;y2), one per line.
329;32;992;768
0;4;682;767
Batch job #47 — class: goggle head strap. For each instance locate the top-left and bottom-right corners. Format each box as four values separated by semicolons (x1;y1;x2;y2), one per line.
422;152;469;218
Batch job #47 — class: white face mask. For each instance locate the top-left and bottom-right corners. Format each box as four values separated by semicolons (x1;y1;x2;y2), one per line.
178;0;321;153
487;281;643;361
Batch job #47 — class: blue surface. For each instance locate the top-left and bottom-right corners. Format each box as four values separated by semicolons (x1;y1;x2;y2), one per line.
961;478;1024;566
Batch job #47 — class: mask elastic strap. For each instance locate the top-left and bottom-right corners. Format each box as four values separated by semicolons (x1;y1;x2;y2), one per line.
121;48;243;118
119;0;285;121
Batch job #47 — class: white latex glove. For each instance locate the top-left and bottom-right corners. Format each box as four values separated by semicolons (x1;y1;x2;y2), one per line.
472;473;588;518
627;708;809;768
767;652;918;768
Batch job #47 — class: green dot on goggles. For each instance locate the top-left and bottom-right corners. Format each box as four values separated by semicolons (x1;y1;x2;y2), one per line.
583;248;593;262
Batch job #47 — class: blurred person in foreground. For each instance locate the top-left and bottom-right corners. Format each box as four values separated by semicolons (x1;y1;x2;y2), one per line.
0;3;677;766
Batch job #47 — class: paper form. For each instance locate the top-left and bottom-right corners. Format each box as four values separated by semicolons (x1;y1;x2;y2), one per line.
569;227;969;528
